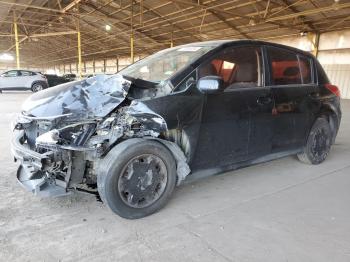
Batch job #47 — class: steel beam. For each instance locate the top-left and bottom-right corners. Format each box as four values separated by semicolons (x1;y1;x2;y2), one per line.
266;2;350;22
62;0;82;13
0;1;62;13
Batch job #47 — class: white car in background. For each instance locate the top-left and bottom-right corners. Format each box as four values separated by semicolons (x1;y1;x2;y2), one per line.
0;70;48;93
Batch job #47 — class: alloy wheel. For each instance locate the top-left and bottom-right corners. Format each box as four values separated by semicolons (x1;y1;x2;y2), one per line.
117;154;168;208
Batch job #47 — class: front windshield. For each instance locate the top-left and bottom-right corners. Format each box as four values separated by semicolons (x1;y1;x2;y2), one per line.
120;45;217;83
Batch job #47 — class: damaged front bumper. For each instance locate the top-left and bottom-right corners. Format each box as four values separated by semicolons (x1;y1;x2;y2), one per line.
11;130;72;197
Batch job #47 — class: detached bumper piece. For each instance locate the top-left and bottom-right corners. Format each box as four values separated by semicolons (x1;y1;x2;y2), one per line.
11;130;71;198
17;165;70;197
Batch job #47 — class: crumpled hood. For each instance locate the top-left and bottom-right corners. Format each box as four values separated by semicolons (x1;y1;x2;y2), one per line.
22;74;131;120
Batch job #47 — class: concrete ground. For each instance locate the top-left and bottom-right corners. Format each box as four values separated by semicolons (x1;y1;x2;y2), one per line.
0;92;349;262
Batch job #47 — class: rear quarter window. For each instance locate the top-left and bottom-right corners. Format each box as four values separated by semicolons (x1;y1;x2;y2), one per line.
298;55;313;84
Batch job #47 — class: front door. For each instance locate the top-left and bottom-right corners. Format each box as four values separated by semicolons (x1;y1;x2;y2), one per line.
0;70;20;89
191;45;274;171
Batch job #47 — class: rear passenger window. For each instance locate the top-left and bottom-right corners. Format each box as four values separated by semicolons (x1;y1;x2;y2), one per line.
20;70;34;76
268;47;301;85
298;55;312;84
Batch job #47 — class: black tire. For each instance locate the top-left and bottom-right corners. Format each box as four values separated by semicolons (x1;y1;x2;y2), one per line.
97;139;177;219
31;82;44;92
297;117;332;165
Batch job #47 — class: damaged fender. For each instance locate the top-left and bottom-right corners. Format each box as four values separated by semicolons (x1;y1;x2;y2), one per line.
97;138;190;188
123;100;168;136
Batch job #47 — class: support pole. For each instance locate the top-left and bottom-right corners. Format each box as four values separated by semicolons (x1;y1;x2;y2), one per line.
140;0;143;26
130;0;134;63
170;29;174;48
313;32;320;58
13;14;20;69
77;25;82;79
76;4;82;79
131;33;134;63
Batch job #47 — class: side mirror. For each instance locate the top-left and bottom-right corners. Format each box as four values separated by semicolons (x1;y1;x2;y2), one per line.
197;76;224;94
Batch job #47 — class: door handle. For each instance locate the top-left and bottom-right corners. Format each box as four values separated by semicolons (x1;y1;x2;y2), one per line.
257;96;272;105
308;92;319;99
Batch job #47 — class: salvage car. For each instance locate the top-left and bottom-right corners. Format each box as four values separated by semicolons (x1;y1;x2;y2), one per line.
44;74;71;87
62;73;77;81
0;70;48;92
11;40;341;219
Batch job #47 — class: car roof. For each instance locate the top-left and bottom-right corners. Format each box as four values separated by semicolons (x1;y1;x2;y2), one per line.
177;39;314;58
6;69;36;72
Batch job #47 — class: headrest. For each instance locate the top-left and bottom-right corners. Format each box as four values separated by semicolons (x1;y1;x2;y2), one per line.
283;66;300;77
199;63;217;78
234;63;257;83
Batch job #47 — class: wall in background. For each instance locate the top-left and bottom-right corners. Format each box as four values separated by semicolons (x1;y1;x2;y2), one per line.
0;55;144;76
53;55;143;76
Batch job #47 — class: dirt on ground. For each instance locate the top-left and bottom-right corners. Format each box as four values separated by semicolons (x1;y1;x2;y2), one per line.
1;92;350;262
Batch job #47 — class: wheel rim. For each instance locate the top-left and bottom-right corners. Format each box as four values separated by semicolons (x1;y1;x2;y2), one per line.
311;127;330;158
32;83;43;92
117;154;168;208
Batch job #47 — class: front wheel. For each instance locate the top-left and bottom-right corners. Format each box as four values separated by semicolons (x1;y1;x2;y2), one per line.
97;139;177;219
297;117;332;165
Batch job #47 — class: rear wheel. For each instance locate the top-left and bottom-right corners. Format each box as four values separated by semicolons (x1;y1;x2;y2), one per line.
97;139;177;219
31;82;44;92
297;117;332;165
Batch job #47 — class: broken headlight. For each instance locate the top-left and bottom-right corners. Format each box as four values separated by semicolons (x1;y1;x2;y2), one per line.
35;129;60;146
36;123;96;147
11;113;33;130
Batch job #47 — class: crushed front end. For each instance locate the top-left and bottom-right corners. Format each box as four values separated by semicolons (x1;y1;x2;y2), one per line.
10;104;180;197
11;114;98;197
10;75;132;197
10;74;191;198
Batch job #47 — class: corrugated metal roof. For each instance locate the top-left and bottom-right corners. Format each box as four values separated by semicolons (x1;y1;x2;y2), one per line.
0;0;350;66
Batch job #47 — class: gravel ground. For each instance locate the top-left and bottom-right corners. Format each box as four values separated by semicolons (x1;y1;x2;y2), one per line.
0;92;349;262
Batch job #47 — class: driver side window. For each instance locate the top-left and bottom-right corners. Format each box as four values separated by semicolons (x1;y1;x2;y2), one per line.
2;70;18;77
173;70;196;92
198;46;262;90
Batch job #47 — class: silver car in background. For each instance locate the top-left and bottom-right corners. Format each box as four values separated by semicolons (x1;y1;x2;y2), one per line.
0;70;48;92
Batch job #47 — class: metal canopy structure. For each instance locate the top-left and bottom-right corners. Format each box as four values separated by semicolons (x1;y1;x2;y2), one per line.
0;0;350;67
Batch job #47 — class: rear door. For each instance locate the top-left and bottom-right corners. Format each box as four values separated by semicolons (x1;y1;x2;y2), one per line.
265;46;317;152
20;70;36;88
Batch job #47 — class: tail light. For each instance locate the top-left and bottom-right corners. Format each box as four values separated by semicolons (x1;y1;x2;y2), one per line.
325;83;341;97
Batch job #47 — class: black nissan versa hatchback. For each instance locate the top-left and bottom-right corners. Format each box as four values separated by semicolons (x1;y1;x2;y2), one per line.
11;40;341;219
